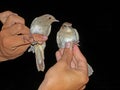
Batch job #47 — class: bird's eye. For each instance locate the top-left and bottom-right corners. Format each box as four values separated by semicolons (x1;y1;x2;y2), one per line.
48;17;51;19
63;25;67;27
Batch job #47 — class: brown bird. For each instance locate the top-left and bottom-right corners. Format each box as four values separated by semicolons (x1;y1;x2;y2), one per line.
56;22;93;76
28;14;59;71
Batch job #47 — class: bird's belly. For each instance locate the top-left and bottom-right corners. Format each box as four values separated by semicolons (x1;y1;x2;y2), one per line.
60;37;75;48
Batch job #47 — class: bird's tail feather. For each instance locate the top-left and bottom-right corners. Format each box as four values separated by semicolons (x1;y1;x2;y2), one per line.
34;44;45;71
87;64;94;76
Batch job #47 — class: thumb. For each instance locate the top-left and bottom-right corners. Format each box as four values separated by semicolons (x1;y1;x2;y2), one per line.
61;42;73;66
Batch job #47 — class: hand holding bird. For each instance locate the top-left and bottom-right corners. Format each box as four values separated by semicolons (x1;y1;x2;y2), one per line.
28;14;59;71
56;22;94;76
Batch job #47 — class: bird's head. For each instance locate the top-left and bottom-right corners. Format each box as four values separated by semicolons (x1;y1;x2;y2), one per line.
39;14;59;24
63;22;72;26
61;22;72;30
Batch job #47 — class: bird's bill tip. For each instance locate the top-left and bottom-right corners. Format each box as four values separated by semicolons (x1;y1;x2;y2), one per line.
54;19;59;22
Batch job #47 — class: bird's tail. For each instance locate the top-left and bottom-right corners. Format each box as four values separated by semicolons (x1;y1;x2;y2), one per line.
87;64;94;76
34;44;45;71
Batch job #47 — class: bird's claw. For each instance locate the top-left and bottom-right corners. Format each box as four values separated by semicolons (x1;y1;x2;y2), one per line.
31;41;38;46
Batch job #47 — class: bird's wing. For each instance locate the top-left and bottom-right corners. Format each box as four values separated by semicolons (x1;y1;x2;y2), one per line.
73;28;79;42
57;30;64;48
56;31;60;48
46;25;51;36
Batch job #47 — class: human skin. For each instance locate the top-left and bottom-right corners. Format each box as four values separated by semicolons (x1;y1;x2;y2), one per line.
0;11;48;61
38;43;89;90
0;11;89;90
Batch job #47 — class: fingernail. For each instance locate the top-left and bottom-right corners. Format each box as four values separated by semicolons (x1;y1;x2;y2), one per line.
38;41;43;44
42;35;48;40
65;42;71;48
31;41;38;45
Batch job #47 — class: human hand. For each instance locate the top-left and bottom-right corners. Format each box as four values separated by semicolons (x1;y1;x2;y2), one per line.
0;11;48;61
38;43;89;90
0;10;20;25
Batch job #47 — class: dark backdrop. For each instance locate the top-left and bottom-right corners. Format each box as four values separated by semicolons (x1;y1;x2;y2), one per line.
0;1;114;90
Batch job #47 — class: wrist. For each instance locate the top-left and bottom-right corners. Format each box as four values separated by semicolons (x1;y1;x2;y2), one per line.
38;79;50;90
38;77;68;90
38;78;60;90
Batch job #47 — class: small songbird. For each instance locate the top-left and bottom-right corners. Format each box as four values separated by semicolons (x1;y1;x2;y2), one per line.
28;14;59;71
56;22;93;76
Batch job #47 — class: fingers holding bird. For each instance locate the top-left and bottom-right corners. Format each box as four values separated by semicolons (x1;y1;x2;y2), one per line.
32;34;48;44
0;24;48;61
1;26;48;50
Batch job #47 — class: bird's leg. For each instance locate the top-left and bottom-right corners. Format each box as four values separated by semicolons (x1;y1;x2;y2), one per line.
31;41;38;46
73;40;80;46
29;32;38;46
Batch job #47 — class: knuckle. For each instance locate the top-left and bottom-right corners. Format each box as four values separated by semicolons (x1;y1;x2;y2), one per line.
20;17;25;23
8;14;25;24
5;11;13;14
15;23;23;29
0;11;12;15
7;14;16;21
8;14;14;19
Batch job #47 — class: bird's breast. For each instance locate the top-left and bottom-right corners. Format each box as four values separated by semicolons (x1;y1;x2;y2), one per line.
30;25;49;35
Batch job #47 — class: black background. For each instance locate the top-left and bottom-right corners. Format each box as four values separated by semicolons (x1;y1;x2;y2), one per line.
0;0;114;90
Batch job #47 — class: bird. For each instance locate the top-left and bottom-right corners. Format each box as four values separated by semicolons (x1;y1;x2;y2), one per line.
28;14;59;72
56;22;94;76
56;22;79;48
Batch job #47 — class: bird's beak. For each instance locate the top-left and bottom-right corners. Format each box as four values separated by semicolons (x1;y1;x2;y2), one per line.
54;19;59;22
